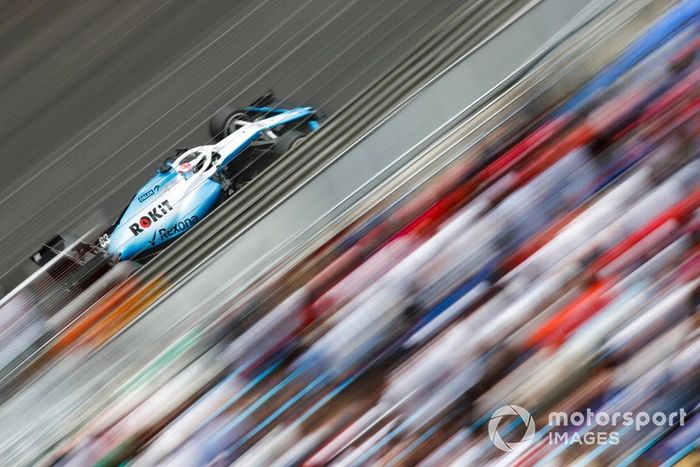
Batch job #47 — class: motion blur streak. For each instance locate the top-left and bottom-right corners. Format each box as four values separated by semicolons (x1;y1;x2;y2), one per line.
1;0;700;466
0;275;168;398
0;0;471;291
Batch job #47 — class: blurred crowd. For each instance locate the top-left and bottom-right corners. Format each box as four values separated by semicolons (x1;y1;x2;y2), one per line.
3;1;700;466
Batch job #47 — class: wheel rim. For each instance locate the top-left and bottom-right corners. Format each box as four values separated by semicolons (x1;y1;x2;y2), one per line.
224;112;249;137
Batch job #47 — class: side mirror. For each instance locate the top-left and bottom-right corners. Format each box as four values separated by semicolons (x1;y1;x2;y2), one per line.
157;157;175;174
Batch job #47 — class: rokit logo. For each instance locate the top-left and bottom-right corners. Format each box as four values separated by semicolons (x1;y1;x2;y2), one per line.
129;200;173;236
148;215;200;246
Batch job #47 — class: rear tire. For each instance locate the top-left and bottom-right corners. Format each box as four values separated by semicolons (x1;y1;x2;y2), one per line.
209;106;248;140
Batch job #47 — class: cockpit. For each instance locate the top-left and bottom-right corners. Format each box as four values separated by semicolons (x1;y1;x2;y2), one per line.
172;147;219;178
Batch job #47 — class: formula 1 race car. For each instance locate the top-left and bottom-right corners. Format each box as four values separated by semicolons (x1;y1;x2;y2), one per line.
31;92;321;287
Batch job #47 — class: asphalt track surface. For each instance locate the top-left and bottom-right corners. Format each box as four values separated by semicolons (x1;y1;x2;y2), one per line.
0;0;465;292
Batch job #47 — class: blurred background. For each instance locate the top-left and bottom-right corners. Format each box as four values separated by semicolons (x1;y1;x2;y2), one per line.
0;0;698;465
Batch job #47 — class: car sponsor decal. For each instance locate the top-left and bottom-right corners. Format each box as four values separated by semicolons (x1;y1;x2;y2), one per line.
146;215;199;246
129;200;173;236
137;185;160;203
148;231;158;247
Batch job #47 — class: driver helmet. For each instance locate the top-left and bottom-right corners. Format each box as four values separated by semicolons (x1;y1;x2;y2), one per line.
176;150;205;178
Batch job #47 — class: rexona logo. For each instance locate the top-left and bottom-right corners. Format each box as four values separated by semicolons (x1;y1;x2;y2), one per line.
129;200;173;236
149;215;200;246
137;184;160;203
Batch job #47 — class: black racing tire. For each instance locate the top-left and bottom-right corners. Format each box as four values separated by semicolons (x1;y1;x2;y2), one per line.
209;106;248;140
272;130;306;158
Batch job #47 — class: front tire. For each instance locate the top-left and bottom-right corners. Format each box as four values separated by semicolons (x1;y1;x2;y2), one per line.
272;130;306;158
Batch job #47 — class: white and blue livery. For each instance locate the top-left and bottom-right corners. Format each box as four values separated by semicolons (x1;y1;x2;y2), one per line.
31;93;321;281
